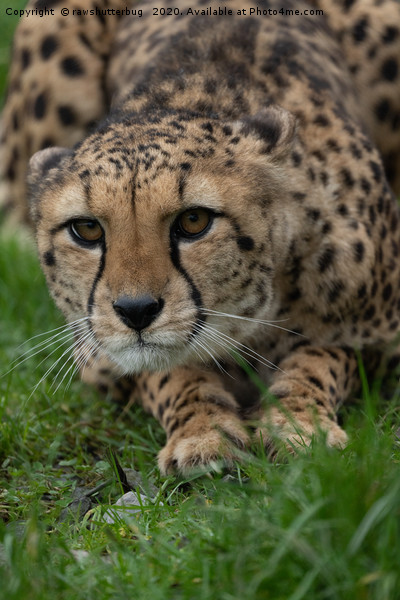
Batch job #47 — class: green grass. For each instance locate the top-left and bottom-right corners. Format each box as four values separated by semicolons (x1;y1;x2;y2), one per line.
0;0;25;100
1;8;400;600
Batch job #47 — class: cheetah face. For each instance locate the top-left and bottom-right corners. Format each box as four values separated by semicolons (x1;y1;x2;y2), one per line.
28;107;296;374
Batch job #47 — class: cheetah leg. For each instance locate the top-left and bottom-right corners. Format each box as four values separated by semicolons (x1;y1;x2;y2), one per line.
136;367;250;475
0;0;127;224
257;346;359;454
77;352;136;404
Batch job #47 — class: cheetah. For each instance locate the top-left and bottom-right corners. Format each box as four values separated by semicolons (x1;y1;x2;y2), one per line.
2;0;400;473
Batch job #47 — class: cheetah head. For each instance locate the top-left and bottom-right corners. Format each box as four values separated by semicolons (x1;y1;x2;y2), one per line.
28;106;297;374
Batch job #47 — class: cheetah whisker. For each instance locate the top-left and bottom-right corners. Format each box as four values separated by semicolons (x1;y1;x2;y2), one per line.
175;331;206;366
2;322;89;380
14;317;91;351
200;308;306;337
58;336;102;396
196;321;282;373
6;318;90;371
195;324;260;374
50;328;99;395
25;318;99;398
27;338;79;401
188;326;231;376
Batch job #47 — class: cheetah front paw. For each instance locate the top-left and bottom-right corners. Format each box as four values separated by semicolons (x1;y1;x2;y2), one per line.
256;410;348;459
158;412;249;475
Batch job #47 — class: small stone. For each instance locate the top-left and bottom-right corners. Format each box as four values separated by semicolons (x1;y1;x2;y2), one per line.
102;491;161;524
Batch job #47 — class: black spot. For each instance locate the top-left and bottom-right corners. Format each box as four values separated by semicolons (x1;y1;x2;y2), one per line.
364;305;376;321
204;78;217;94
392;113;400;131
201;122;214;133
43;250;55;266
350;143;362;160
382;283;393;302
382;26;398;44
291;151;302;166
307;74;330;93
61;56;84;77
41;35;58;60
381;57;398;82
329;367;338;381
307;167;316;182
375;98;391;122
353;241;365;263
40;137;54;150
237;236;254;251
386;309;393;321
308;376;324;391
341;168;355;188
79;33;93;51
369;161;382;183
35;0;62;7
288;287;301;302
159;374;170;390
360;178;371;195
318;247;335;273
222;125;232;136
58;105;76;126
21;48;31;70
352;18;368;43
337;204;349;217
328;280;344;303
326;139;341;153
311;150;325;163
306;208;320;221
11;147;19;164
34;93;47;119
320;172;329;186
322;222;332;234
305;349;324;358
180;162;191;171
11;110;19;131
326;348;340;361
292;192;306;202
6;163;15;181
313;114;330;127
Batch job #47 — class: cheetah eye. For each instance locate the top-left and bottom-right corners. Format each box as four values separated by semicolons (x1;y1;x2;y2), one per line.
175;208;213;239
69;219;104;246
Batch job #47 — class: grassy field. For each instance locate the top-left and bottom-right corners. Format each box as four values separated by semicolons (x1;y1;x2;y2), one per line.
1;4;400;600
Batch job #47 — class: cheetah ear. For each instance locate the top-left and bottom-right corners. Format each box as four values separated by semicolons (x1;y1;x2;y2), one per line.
28;147;73;222
28;146;72;183
237;105;297;157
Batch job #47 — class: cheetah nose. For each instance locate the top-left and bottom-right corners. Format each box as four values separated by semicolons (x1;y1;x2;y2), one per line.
113;295;164;331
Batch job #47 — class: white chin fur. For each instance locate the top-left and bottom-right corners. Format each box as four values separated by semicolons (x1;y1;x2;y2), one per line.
105;344;193;374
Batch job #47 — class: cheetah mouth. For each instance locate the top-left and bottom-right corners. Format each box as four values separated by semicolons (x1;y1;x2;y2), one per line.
101;338;191;374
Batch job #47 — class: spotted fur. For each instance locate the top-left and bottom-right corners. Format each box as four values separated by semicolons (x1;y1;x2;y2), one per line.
2;0;400;473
